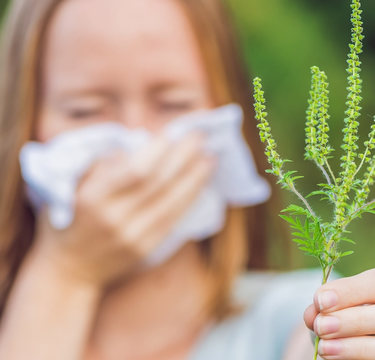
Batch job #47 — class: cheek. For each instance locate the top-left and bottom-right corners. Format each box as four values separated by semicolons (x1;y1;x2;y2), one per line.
148;101;211;130
34;112;54;143
34;107;79;142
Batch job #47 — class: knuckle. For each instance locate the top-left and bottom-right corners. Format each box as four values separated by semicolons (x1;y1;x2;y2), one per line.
75;187;95;211
76;177;104;210
127;162;149;183
133;241;150;259
100;210;119;232
118;224;139;245
117;224;151;258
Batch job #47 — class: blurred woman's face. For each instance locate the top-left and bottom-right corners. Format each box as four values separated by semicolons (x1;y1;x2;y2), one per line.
36;0;214;142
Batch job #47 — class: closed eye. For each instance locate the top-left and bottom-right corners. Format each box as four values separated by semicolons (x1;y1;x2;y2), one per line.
157;101;195;112
57;92;116;120
67;107;104;119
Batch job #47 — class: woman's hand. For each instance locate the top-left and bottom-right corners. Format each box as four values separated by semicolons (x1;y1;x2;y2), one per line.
32;132;216;291
304;269;375;359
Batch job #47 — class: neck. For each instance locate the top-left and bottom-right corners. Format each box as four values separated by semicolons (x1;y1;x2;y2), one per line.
87;243;212;360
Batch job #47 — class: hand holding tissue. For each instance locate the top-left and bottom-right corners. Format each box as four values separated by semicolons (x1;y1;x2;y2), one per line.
19;104;270;266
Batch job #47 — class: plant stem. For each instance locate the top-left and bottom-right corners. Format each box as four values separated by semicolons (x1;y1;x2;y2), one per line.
354;144;370;178
317;161;338;203
288;181;316;217
325;159;337;187
347;198;375;225
317;163;332;186
323;265;333;283
313;265;333;360
326;198;375;252
314;337;319;360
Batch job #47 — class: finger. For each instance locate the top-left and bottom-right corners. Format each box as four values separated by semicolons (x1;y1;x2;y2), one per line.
304;303;318;331
109;132;205;196
318;336;375;360
313;269;375;314
119;156;216;254
76;134;171;200
108;131;206;213
314;304;375;340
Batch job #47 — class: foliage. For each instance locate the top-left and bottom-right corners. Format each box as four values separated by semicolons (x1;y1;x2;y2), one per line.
253;2;374;357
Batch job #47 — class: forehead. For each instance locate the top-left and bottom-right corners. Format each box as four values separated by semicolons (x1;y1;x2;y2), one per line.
43;0;205;86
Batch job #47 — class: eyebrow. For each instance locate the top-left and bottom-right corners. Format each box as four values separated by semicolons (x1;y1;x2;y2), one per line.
52;82;202;104
149;82;203;96
54;88;117;103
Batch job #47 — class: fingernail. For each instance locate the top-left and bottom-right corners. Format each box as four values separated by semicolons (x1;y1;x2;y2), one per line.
318;339;343;356
315;315;340;335
317;290;338;311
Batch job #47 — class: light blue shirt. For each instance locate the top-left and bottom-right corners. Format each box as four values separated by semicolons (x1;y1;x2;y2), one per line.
190;269;327;360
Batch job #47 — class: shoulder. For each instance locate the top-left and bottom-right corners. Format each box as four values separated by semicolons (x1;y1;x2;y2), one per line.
191;268;336;360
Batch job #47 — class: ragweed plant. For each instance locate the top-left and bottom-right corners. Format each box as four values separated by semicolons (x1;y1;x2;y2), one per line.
253;1;374;358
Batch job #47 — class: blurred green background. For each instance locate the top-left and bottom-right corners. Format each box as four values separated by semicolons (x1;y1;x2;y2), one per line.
227;0;375;276
1;0;374;277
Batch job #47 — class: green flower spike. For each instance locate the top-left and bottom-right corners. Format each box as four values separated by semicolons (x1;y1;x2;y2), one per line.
252;1;374;359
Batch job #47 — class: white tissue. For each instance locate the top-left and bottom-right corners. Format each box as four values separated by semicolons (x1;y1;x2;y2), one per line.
19;104;271;266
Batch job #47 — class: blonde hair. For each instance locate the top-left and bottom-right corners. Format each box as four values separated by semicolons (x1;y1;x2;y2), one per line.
0;0;269;320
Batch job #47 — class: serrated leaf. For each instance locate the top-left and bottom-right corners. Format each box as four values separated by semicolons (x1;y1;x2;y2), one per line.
291;232;305;237
282;205;310;216
313;222;322;242
292;239;309;246
299;246;313;253
279;215;296;226
304;218;310;235
296;217;303;229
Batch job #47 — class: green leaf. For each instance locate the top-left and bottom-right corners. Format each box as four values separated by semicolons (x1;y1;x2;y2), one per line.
284;171;298;177
340;251;355;257
299;246;313;253
306;190;328;198
282;205;310;216
317;183;333;190
279;215;296;226
253;0;372;292
341;237;356;244
292;238;309;246
291;232;305;238
291;176;304;181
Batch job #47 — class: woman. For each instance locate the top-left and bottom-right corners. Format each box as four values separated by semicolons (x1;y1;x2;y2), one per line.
0;0;374;359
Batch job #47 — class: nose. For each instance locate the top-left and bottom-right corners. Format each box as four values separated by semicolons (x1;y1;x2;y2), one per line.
121;102;147;129
120;102;160;133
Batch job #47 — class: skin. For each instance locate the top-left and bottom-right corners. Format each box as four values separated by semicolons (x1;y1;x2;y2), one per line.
0;0;216;359
304;269;375;360
0;0;374;359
